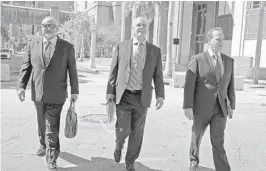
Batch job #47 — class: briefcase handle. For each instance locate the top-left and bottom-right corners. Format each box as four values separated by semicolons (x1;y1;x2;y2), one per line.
69;100;75;112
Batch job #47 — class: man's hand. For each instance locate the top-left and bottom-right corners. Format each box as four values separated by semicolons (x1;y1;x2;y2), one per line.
184;108;194;120
70;94;78;102
228;110;234;119
106;94;115;102
156;97;164;110
17;89;25;102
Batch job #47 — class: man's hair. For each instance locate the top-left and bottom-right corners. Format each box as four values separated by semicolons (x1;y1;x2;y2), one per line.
205;27;224;43
132;17;149;27
42;16;59;26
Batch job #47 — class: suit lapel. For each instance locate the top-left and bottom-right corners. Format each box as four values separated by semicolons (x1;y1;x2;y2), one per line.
35;38;46;68
143;41;152;71
218;53;226;84
124;39;132;67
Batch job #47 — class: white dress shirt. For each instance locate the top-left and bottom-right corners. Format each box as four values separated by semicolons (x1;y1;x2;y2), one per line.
43;36;57;58
208;48;224;76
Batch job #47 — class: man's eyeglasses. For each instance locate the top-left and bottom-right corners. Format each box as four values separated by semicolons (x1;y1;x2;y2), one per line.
41;24;57;29
136;23;147;28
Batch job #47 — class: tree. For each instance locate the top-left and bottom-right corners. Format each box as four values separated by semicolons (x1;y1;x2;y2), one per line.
124;1;159;22
1;26;10;47
97;24;121;58
98;24;121;44
61;12;92;61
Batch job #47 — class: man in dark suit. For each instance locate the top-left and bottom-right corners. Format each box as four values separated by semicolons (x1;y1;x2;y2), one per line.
183;27;235;171
106;17;165;171
17;16;79;170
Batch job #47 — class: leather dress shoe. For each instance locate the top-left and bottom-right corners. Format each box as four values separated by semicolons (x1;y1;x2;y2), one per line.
126;163;135;171
36;145;46;156
47;162;57;170
126;163;136;171
189;161;198;171
114;149;122;163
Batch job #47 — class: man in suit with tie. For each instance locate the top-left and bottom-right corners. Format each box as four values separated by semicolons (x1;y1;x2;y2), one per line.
106;17;165;171
183;27;235;171
17;16;79;170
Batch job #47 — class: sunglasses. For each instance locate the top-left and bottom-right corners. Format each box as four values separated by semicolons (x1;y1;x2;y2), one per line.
41;24;57;29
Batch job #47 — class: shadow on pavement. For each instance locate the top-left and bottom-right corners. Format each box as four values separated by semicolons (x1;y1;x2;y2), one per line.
58;152;162;171
197;166;215;171
1;69;93;90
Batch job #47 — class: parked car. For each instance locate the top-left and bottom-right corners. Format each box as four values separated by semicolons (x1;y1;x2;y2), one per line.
1;48;11;59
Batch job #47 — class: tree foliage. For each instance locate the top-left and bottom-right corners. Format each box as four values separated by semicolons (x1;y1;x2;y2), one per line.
98;24;121;44
61;12;91;37
124;1;160;23
1;25;10;42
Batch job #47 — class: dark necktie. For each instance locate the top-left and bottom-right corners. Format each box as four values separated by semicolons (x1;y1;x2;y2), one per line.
214;55;222;83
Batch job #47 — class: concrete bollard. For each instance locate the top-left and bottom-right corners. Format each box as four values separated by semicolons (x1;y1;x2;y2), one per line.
1;63;11;81
172;72;186;88
234;76;244;91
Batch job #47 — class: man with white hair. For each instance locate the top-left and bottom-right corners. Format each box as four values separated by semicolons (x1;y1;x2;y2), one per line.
106;16;165;171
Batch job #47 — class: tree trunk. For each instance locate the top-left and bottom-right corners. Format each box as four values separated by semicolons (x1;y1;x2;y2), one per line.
79;34;84;62
74;33;79;60
164;1;175;78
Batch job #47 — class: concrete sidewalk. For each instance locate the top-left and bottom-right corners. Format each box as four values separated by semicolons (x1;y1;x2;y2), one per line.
1;63;266;171
76;61;111;74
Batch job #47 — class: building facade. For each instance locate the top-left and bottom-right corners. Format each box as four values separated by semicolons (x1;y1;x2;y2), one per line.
119;1;266;79
1;1;74;48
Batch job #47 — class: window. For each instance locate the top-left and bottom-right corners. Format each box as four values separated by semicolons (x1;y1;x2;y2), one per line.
216;2;234;40
252;1;260;9
195;3;207;54
245;1;266;39
85;1;88;9
218;1;234;16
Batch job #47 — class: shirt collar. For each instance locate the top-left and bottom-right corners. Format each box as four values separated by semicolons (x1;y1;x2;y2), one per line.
133;38;146;46
208;48;221;58
43;36;57;45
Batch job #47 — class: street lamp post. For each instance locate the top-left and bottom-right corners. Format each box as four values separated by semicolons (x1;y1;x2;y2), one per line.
89;21;97;69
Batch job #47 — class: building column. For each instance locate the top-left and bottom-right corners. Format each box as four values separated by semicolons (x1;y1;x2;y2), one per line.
206;2;217;30
158;1;169;60
164;1;175;78
231;1;246;56
179;1;193;66
50;6;60;22
89;21;97;69
112;2;122;28
121;2;126;41
153;2;160;47
121;2;132;41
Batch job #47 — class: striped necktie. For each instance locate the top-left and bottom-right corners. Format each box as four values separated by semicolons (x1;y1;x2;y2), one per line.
43;41;51;66
127;42;144;90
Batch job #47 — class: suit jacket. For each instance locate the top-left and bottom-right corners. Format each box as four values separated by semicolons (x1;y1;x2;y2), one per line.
17;36;79;104
106;39;165;107
183;51;235;118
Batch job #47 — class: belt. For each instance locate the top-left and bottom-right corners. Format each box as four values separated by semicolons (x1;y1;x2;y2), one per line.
125;89;142;94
